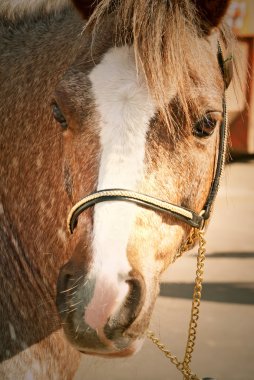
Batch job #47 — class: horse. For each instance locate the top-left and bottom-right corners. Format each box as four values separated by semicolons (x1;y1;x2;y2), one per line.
0;0;234;379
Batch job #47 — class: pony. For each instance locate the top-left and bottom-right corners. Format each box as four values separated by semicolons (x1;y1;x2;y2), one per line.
0;0;233;378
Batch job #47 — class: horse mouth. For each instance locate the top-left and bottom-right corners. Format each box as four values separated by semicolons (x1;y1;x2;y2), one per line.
56;263;149;356
56;295;145;356
77;339;144;357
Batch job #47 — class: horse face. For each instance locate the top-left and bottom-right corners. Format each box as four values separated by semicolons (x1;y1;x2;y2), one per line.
55;12;227;355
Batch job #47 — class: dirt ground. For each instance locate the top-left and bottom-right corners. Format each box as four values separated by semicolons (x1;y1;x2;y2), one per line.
75;161;254;380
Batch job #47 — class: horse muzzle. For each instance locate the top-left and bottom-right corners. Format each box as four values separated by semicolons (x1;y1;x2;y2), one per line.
56;243;146;356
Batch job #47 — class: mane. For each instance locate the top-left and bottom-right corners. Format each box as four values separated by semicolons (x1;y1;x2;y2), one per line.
87;0;233;129
1;0;235;130
0;0;71;19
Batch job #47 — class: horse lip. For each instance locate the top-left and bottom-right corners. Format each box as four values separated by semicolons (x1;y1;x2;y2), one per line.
75;332;144;357
77;341;142;357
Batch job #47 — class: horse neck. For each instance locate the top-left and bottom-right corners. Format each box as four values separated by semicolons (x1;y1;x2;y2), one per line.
0;8;85;359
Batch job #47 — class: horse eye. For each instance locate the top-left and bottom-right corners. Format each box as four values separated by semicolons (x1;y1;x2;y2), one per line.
193;114;218;138
52;103;68;130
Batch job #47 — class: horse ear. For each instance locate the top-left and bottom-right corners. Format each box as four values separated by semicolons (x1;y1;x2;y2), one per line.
193;0;231;33
71;0;100;19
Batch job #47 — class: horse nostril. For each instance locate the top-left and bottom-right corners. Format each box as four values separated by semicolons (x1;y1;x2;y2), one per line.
56;268;72;314
56;260;85;316
125;279;142;312
57;264;76;294
60;273;71;293
104;276;145;342
56;238;88;297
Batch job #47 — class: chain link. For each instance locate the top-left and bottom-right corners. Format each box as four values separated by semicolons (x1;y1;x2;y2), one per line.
147;230;206;380
173;228;199;263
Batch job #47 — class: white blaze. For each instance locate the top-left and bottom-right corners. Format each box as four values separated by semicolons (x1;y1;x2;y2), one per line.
88;46;155;281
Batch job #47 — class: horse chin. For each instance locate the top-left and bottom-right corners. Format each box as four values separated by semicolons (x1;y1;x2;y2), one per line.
57;296;148;356
77;338;144;358
59;313;145;358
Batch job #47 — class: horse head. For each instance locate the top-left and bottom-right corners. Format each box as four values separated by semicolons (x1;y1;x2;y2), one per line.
52;0;233;358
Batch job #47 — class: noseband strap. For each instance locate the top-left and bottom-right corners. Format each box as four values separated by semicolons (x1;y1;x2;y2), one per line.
67;43;229;235
67;189;204;233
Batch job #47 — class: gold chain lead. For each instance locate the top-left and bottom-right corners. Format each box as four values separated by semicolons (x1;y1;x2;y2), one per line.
147;230;206;380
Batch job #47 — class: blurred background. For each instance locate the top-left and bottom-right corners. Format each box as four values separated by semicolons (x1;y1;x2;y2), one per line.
75;2;254;379
226;0;254;156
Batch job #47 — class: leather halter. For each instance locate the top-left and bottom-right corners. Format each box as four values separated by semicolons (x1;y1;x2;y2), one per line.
67;43;229;235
